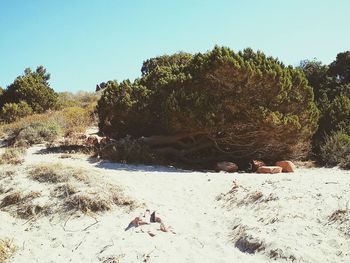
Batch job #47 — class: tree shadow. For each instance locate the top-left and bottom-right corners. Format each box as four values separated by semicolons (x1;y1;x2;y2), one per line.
87;157;193;173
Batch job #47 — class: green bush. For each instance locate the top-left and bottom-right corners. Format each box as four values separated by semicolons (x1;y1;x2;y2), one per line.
320;131;350;167
14;121;62;146
0;101;33;123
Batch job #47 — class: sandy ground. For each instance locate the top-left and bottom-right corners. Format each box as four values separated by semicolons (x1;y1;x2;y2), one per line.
1;143;350;263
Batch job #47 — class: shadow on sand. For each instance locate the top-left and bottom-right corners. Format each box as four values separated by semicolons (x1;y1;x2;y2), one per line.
87;157;193;173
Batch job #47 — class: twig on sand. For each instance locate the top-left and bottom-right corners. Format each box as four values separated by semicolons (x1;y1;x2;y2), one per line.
98;240;114;255
22;215;36;226
74;240;83;251
82;217;99;231
325;182;339;184
63;214;73;231
63;215;99;232
142;247;157;263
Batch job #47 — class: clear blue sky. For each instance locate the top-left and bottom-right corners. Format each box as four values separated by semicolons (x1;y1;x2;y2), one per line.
1;0;349;92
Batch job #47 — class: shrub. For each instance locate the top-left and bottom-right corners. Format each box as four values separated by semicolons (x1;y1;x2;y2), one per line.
0;101;33;123
0;112;65;147
62;106;92;135
320;131;350;167
14;121;61;146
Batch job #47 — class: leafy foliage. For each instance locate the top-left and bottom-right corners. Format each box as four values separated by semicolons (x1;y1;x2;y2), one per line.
0;66;58;113
98;46;319;164
300;51;350;155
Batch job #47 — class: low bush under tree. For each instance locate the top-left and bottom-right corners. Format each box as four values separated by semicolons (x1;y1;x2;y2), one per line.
320;131;350;168
0;101;33;123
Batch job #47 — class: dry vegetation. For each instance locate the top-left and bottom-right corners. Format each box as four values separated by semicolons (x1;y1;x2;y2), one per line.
27;163;136;214
0;190;46;219
0;162;136;223
219;177;350;262
0;147;25;165
0;105;94;149
29;163;87;183
0;239;16;263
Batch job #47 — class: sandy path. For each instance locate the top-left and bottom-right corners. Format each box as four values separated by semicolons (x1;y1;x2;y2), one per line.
2;145;248;263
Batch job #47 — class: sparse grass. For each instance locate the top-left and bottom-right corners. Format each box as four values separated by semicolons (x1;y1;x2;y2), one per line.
329;209;347;222
16;203;50;219
52;184;77;198
29;163;87;183
27;163;136;214
0;191;45;219
0;239;16;263
0;147;26;165
0;170;16;178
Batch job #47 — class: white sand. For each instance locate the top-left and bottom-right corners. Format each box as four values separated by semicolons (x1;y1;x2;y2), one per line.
1;144;350;263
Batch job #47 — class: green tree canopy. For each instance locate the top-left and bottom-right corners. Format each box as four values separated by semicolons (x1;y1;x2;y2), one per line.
0;66;58;113
98;46;319;165
300;51;350;152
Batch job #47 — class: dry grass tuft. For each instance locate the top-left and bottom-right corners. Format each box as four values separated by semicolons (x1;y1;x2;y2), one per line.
0;239;16;263
0;147;26;165
16;204;50;219
235;234;265;254
63;185;136;214
329;209;348;223
249;191;263;202
64;194;111;213
29;163;87;183
0;170;16;178
0;190;45;219
0;192;21;208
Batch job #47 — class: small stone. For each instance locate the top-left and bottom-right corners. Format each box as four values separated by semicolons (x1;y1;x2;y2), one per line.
216;161;238;173
251;160;266;172
276;161;296;173
257;166;282;174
